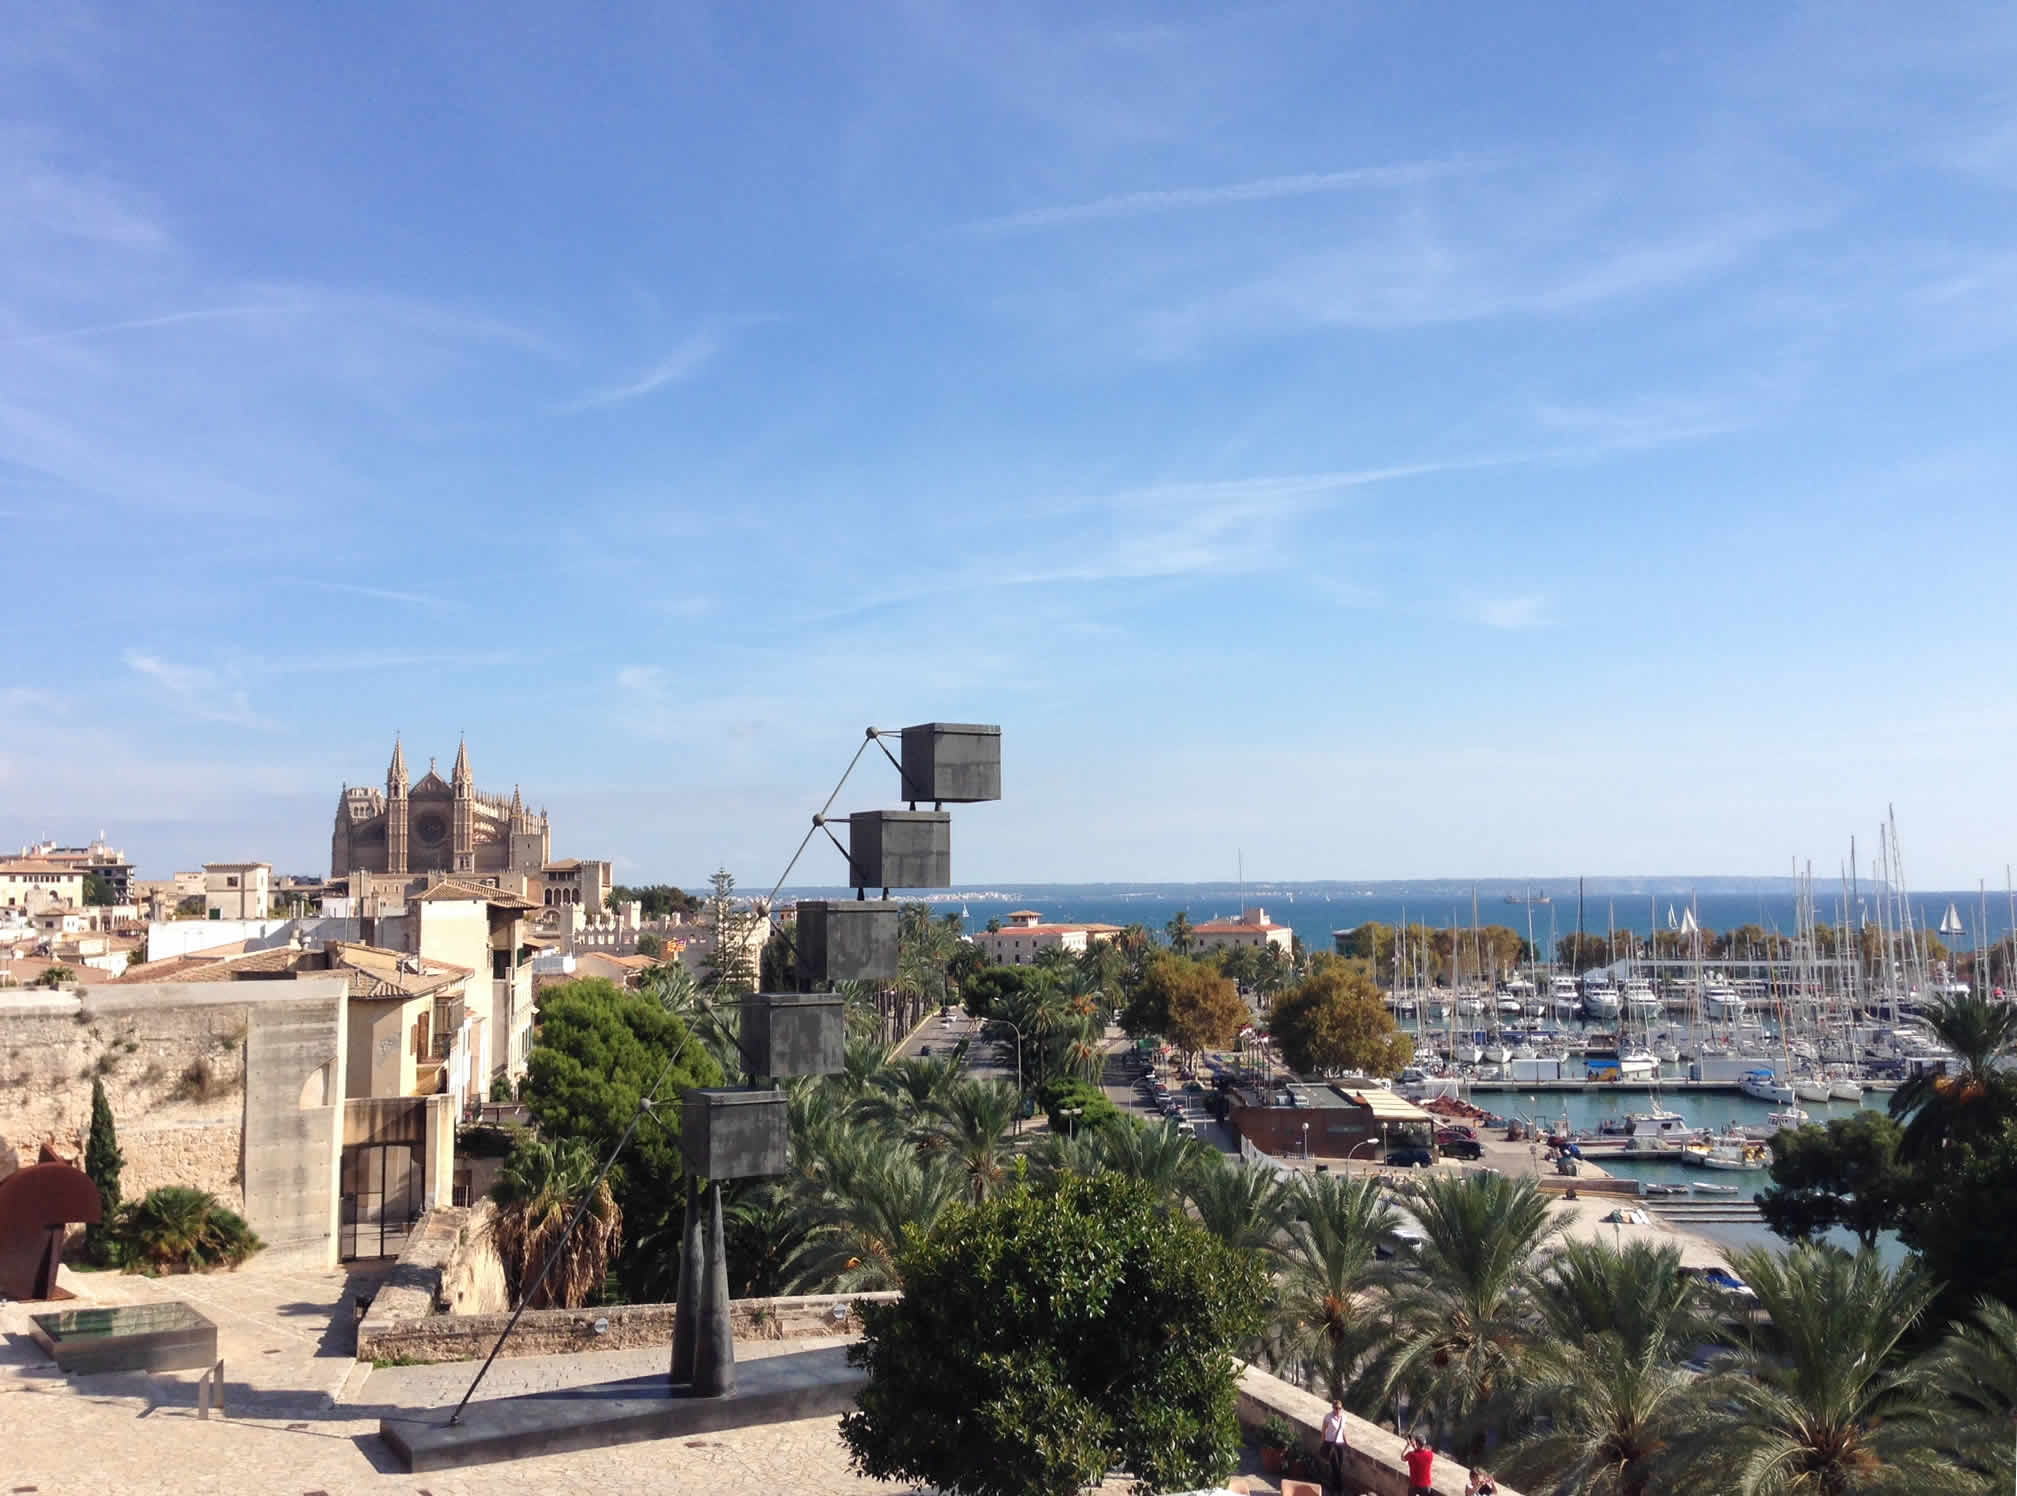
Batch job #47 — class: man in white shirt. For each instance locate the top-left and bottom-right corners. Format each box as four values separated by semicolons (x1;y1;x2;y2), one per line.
1319;1397;1351;1494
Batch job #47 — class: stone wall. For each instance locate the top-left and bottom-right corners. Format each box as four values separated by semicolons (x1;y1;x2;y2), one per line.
355;1209;895;1364
1235;1361;1523;1496
0;989;250;1206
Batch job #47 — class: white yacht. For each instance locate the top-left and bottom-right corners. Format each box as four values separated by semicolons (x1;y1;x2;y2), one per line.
1622;977;1661;1015
1571;975;1618;1017
1703;981;1747;1019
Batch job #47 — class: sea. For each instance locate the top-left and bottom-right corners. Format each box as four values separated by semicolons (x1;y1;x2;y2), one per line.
782;881;2017;953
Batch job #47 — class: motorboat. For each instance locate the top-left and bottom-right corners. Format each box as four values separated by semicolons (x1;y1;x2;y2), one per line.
1740;1068;1795;1104
1574;975;1619;1018
1496;991;1526;1016
1703;981;1747;1019
1686;1136;1768;1171
1622;977;1661;1015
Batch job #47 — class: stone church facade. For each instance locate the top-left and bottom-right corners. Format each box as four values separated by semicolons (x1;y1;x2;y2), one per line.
331;739;551;880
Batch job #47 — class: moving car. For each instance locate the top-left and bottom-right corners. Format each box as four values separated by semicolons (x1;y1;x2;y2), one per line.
1384;1146;1435;1168
1439;1138;1484;1161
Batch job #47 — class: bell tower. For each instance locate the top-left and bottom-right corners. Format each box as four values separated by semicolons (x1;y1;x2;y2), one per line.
385;736;410;875
451;737;475;874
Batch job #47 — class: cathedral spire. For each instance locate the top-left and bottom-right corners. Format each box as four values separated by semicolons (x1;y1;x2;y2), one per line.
387;736;408;796
452;736;472;790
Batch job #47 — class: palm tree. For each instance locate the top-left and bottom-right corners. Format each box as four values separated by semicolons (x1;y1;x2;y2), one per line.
1268;1171;1398;1402
1496;1240;1713;1496
1185;1150;1295;1254
1379;1171;1562;1451
1092;1117;1211;1200
1678;1244;1961;1495
1937;1296;2017;1492
857;1054;963;1145
1889;993;2017;1159
785;1149;962;1292
1166;910;1195;955
488;1135;622;1310
929;1078;1023;1204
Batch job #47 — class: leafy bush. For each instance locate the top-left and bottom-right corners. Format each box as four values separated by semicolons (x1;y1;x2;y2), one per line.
1034;1076;1119;1135
842;1170;1269;1496
114;1186;262;1274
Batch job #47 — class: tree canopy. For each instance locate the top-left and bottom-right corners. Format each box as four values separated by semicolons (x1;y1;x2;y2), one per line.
841;1169;1269;1496
520;976;722;1295
1756;1109;1907;1248
1266;956;1412;1077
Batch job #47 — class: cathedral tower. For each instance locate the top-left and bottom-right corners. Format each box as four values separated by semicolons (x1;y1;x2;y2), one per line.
385;736;410;875
451;737;475;874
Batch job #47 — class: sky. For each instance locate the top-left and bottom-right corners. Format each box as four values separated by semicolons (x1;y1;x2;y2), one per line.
5;2;2017;890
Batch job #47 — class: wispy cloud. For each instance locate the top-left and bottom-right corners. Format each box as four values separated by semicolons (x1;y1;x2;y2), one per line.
1473;595;1547;631
962;158;1495;234
123;650;268;728
285;578;457;609
4;305;265;348
566;333;718;410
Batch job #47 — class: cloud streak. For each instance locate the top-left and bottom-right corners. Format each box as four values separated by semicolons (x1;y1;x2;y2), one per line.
962;158;1497;234
566;334;718;410
123;651;267;728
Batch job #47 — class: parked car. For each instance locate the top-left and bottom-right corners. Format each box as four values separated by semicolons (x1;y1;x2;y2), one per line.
1440;1138;1484;1161
1434;1125;1478;1146
1384;1146;1435;1168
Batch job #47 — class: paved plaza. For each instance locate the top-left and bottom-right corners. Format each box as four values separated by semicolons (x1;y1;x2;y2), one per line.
4;1258;1264;1495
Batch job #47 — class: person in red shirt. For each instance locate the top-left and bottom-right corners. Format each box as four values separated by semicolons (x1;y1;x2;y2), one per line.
1403;1433;1436;1495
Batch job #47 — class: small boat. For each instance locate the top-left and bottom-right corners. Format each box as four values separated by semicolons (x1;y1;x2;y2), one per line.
1740;1069;1795;1105
1829;1076;1863;1102
1792;1076;1833;1104
1622;977;1661;1014
1687;1136;1768;1171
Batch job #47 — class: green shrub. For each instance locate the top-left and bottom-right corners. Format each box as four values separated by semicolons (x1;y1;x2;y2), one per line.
114;1186;262;1274
1035;1076;1119;1135
83;1079;124;1267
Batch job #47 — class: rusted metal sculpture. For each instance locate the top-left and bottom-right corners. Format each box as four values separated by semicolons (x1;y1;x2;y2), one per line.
0;1161;103;1301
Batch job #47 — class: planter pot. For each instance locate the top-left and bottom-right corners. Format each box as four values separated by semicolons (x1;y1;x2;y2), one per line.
1261;1447;1287;1474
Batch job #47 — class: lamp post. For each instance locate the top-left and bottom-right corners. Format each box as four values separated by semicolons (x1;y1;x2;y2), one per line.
1301;1121;1310;1160
1348;1138;1379;1168
991;1018;1025;1133
1060;1104;1083;1140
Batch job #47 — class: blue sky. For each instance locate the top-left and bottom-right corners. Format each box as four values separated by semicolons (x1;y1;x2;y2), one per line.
5;2;2016;889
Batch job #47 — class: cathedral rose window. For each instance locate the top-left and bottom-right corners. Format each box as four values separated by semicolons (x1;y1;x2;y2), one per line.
414;813;448;846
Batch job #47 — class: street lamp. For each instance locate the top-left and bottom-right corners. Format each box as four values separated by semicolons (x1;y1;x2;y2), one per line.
990;1018;1025;1133
1059;1104;1083;1140
1301;1122;1310;1160
1348;1138;1379;1165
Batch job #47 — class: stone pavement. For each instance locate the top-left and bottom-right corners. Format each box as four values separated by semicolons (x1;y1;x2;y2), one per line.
3;1257;1271;1495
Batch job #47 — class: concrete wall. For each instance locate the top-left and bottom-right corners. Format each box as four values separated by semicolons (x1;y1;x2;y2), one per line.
239;980;348;1267
344;994;428;1100
1235;1360;1521;1496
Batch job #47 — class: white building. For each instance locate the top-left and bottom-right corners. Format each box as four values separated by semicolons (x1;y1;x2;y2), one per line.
971;909;1119;966
0;860;85;912
1192;907;1294;958
204;862;274;920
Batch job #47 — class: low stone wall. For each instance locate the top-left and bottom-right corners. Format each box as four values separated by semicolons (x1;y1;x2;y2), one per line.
356;1205;895;1364
1235;1361;1523;1496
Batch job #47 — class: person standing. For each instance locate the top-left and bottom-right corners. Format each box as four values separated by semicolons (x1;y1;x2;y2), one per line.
1318;1397;1351;1494
1404;1434;1436;1496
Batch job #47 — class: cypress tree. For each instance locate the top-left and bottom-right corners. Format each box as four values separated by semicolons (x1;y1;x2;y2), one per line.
83;1077;124;1266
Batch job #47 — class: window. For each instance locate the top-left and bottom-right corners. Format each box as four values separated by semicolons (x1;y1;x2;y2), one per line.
226;875;239;888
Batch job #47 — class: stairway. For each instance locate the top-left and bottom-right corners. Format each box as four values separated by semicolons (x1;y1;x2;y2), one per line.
1644;1193;1765;1226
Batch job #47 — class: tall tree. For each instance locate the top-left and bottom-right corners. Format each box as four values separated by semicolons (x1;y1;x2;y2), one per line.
1267;956;1413;1077
929;1079;1024;1204
1888;992;2017;1160
1680;1245;1958;1496
1183;1150;1294;1255
83;1077;124;1267
1268;1171;1399;1402
488;1134;622;1309
701;867;760;993
1380;1172;1561;1452
1498;1240;1713;1496
1756;1110;1908;1247
1937;1297;2017;1493
1165;910;1195;955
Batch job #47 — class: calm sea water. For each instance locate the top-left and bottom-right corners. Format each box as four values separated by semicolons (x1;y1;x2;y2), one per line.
782;883;2016;955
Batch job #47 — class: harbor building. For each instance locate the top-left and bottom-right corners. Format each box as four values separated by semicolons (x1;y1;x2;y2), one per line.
972;909;1120;965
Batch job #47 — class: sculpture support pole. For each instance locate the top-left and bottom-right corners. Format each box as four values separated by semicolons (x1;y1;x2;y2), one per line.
691;1179;736;1397
669;1173;703;1385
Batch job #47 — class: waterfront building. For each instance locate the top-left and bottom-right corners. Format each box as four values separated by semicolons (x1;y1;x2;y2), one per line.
1192;907;1294;959
971;909;1120;965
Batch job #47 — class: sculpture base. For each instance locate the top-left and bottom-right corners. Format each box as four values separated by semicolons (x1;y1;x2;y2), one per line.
377;1342;865;1472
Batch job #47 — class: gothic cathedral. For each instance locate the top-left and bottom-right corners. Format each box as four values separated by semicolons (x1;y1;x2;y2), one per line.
331;739;550;879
